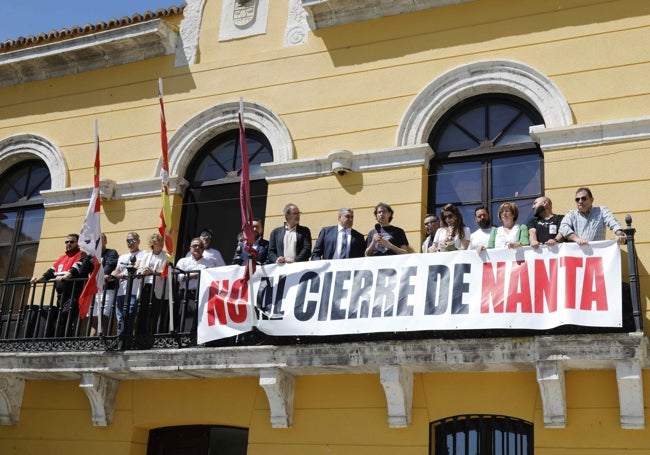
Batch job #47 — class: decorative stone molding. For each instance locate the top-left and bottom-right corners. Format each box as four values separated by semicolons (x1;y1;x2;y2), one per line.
535;361;566;429
530;116;650;151
0;334;645;430
262;144;433;181
219;0;270;42
397;60;573;146
0;376;24;425
379;365;413;428
176;0;206;66
285;0;309;47
259;368;294;428
165;100;293;178
41;176;188;207
616;360;645;429
0;20;178;87
0;133;67;190
301;0;476;30
79;373;120;427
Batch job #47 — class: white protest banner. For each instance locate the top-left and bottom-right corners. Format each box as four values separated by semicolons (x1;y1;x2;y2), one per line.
197;241;622;343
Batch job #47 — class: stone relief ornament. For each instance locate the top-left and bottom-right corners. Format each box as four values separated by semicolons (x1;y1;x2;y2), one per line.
234;0;258;28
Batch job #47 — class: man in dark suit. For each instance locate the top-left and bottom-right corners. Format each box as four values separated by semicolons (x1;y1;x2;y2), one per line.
267;203;312;264
312;207;365;260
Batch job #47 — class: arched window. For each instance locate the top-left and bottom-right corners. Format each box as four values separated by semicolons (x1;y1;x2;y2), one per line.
178;129;273;262
427;95;544;227
148;424;248;454
430;414;533;455
0;160;51;282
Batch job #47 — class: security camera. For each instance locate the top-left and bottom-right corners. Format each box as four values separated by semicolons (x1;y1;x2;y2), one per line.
333;166;351;176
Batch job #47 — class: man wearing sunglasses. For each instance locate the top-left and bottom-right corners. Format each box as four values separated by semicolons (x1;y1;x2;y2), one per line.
111;232;146;336
559;187;626;246
30;234;93;336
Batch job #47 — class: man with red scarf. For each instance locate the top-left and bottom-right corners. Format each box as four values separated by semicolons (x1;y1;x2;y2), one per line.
31;233;93;336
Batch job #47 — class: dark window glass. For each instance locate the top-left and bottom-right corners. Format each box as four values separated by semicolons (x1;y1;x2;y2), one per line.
0;161;50;282
147;424;248;455
178;130;272;262
428;95;544;228
430;415;533;455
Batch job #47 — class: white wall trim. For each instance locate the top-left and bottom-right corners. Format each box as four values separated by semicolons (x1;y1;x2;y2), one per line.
530;116;650;151
262;144;433;182
175;0;206;66
397;60;573;146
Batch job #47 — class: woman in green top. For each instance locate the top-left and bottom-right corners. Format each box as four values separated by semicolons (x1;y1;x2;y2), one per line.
487;202;530;249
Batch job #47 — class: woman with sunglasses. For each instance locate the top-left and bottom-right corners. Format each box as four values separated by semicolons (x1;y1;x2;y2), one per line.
487;202;530;249
432;204;470;252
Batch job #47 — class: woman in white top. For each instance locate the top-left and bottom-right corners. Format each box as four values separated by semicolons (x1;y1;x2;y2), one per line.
135;232;169;337
432;203;471;252
487;202;530;250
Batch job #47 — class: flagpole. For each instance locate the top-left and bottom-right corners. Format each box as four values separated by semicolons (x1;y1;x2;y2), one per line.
239;98;257;328
159;78;176;334
94;119;103;336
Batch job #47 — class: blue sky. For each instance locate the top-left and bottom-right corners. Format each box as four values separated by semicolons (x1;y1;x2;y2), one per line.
1;1;184;42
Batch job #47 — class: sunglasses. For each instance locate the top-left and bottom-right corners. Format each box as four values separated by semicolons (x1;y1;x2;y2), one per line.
443;214;455;220
575;196;589;202
126;239;138;244
190;244;204;249
64;240;76;244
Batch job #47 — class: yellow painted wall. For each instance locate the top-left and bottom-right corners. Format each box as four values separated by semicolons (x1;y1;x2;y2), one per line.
4;370;650;453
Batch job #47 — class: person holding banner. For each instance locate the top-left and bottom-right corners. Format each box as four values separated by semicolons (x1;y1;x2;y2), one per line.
432;204;471;252
312;208;366;260
175;237;219;332
268;203;312;264
469;206;494;250
232;218;269;265
421;213;440;253
365;202;409;256
487;202;530;249
559;187;626;246
527;197;564;249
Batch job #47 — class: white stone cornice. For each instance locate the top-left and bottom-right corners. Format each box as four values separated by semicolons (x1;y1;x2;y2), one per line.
530;116;650;151
262;144;434;181
41;176;188;207
79;373;120;427
0;20;178;87
301;0;476;30
0;377;24;426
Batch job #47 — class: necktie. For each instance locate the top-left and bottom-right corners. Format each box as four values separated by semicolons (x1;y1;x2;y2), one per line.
339;229;348;259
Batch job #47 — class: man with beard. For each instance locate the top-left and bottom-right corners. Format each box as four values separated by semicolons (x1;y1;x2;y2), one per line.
527;196;564;249
469;206;493;250
421;213;440;253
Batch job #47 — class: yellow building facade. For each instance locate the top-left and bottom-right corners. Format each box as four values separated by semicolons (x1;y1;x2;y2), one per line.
0;0;648;453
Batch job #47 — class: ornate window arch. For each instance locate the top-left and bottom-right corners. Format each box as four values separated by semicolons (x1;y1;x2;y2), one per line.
397;59;573;146
164;100;292;179
0;134;67;190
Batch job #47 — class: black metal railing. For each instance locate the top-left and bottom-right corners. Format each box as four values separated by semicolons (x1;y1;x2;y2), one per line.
0;218;643;351
0;269;204;352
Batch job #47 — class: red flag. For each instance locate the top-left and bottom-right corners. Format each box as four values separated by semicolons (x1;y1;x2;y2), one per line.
78;123;103;318
159;80;174;276
239;105;255;253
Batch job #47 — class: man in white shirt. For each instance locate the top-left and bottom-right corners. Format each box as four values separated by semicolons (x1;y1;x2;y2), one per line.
111;232;146;337
469;206;494;250
421;213;440;253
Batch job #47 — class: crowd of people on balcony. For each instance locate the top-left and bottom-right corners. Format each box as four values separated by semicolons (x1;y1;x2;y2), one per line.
26;186;627;339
